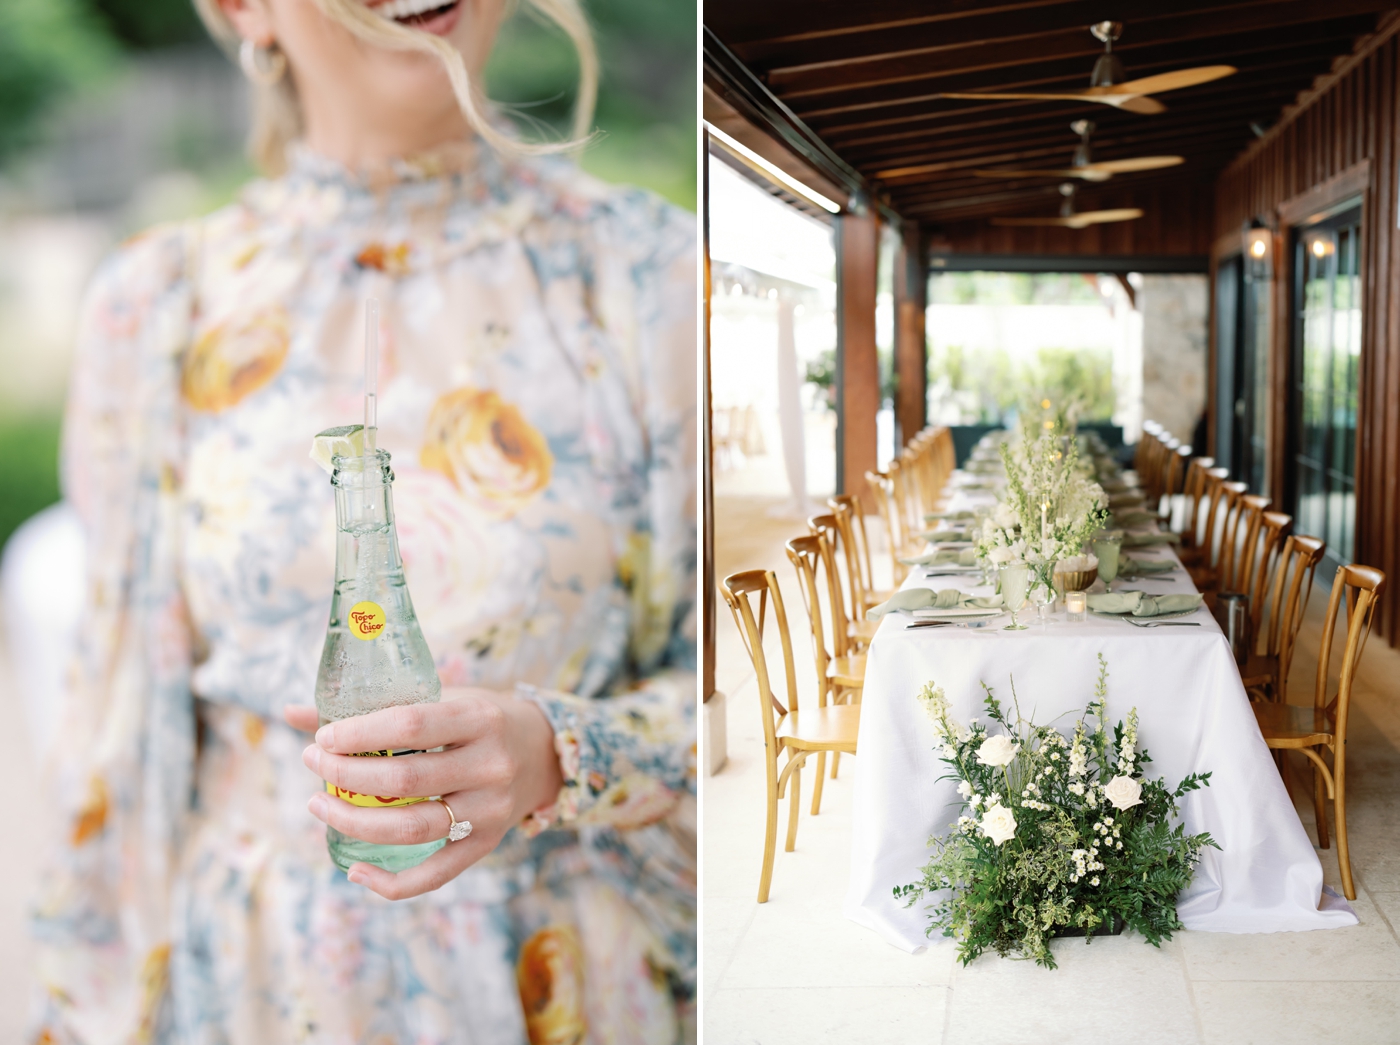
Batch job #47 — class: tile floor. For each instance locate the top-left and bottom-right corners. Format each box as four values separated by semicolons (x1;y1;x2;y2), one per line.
705;494;1400;1045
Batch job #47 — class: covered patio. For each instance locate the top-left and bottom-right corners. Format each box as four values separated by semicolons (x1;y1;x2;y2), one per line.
701;3;1400;1041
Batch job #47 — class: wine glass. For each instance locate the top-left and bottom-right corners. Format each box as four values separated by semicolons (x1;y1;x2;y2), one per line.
1000;563;1030;631
1092;537;1121;592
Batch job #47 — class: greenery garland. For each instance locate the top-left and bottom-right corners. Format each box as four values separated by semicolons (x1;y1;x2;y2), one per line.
895;655;1218;968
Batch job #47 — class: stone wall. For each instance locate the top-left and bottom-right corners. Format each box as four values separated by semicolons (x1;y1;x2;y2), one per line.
1139;274;1208;448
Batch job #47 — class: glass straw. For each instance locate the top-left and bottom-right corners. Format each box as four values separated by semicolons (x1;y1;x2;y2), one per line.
364;298;379;456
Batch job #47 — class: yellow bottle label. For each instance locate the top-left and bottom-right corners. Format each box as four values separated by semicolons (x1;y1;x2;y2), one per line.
348;601;386;640
325;748;430;808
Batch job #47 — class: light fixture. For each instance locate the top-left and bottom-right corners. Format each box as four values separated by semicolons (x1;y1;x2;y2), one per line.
1311;236;1334;259
704;122;843;215
1244;224;1272;281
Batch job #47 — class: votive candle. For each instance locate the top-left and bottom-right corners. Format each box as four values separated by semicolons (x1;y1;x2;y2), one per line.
1065;590;1087;621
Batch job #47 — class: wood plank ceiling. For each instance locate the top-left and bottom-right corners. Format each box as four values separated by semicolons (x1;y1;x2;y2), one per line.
705;0;1400;239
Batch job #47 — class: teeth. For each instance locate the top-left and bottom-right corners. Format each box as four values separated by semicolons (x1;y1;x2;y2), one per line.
377;0;450;21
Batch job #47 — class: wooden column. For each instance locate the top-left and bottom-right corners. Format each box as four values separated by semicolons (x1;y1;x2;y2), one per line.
894;221;927;447
837;207;879;510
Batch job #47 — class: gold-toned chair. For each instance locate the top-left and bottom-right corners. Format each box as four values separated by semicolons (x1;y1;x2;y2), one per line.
810;513;879;651
1241;533;1325;704
1181;466;1230;571
1245;511;1294;650
721;568;860;903
866;469;911;586
787;534;866;709
1188;478;1246;591
1177;455;1216;551
829;495;892;615
1253;563;1386;900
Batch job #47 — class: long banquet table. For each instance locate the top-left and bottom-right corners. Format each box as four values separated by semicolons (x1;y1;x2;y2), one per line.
844;475;1357;952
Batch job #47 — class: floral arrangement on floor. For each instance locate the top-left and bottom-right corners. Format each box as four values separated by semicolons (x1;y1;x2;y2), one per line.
974;420;1108;574
894;656;1217;968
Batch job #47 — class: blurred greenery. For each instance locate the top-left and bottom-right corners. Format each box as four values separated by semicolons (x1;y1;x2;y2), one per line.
0;0;115;167
486;0;696;208
929;271;1106;306
0;416;63;550
87;0;205;49
929;344;1115;425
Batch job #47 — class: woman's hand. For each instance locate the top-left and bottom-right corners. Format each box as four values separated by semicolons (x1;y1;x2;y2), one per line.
283;687;563;900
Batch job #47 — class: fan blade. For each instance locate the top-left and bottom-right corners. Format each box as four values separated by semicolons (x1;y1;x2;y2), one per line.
938;91;1114;104
1109;66;1237;97
1086;156;1183;174
1118;95;1167;114
973;167;1114;182
992;209;1144;229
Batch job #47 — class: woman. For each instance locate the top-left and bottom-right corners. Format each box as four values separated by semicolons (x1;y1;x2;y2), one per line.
32;1;697;1042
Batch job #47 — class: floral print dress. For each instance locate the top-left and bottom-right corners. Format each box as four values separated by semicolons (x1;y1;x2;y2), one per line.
33;141;697;1045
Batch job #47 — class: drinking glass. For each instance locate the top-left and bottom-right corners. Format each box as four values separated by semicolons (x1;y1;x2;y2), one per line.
1092;537;1121;592
1029;566;1056;626
1000;563;1030;631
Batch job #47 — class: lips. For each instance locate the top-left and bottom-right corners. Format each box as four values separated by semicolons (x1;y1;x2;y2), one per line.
370;0;462;36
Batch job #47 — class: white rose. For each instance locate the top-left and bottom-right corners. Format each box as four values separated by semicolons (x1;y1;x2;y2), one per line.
979;803;1018;846
976;734;1020;768
987;545;1014;565
993;503;1017;529
1103;774;1143;811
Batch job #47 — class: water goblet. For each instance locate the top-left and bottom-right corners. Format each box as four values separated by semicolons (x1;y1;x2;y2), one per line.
1092;537;1122;592
999;563;1030;631
1030;575;1056;627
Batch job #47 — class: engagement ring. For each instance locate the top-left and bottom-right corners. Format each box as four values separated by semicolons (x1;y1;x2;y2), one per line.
438;798;473;842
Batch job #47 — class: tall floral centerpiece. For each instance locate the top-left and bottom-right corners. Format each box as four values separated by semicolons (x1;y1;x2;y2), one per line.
896;657;1217;968
975;420;1109;600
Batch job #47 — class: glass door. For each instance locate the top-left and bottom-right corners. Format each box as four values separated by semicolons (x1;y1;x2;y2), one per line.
1290;205;1362;567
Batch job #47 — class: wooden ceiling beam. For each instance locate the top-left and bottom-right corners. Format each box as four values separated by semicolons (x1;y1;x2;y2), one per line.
772;14;1381;102
708;0;1063;50
813;51;1342;142
784;25;1371;117
741;0;1326;74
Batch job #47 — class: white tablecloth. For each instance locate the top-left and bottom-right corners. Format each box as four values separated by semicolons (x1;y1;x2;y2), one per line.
844;478;1356;951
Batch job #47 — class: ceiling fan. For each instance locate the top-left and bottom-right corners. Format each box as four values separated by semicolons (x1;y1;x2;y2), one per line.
972;120;1183;182
991;182;1143;229
938;22;1236;115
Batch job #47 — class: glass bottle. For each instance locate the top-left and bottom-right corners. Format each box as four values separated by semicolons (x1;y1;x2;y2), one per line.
314;449;445;873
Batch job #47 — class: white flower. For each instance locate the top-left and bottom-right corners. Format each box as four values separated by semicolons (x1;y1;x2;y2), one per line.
1090;876;1100;887
993;502;1017;529
957;780;973;799
978;803;1018;846
987;544;1014;565
976;734;1020;768
1103;775;1143;811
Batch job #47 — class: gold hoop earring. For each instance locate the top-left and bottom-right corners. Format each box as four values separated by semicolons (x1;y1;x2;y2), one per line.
239;38;286;87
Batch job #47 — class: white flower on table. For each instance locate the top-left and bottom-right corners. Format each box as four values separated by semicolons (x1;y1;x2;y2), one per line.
978;803;1018;846
1103;774;1143;811
976;734;1020;768
957;780;973;799
993;502;1017;529
987;545;1015;566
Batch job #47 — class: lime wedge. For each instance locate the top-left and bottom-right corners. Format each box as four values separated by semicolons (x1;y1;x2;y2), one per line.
310;424;366;473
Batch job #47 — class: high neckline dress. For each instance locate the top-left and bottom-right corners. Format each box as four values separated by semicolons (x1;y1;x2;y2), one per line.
35;141;697;1045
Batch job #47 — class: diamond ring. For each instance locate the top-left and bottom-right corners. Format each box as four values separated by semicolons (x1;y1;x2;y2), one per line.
438;798;473;842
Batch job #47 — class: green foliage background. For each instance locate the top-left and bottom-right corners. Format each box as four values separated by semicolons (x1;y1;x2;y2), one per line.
0;0;695;551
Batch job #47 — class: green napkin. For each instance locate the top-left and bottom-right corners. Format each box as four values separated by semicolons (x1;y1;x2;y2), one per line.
1101;479;1134;494
1110;509;1158;528
899;547;979;567
1088;592;1203;617
868;588;1004;619
925;510;976;523
1121;556;1176;576
1109;492;1146;509
1122;531;1181;547
915;527;968;543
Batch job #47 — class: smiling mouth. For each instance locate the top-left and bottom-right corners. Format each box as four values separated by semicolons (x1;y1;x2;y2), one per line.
374;0;461;28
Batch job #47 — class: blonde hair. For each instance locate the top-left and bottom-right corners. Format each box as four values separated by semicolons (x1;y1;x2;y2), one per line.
193;0;598;175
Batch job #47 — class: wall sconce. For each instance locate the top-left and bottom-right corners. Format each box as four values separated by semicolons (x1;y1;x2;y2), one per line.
1309;235;1335;260
1244;224;1272;281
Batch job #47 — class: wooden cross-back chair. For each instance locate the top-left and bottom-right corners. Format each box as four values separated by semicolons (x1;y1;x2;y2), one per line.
866;469;910;586
829;495;892;616
1241;532;1324;704
1225;494;1273;600
809;513;878;652
1246;511;1293;642
1182;466;1230;571
1178;455;1216;549
1153;441;1187;525
1188;478;1245;590
1204;483;1257;594
1253;563;1386;900
721;568;860;903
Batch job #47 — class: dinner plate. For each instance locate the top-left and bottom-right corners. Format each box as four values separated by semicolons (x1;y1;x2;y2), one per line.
912;607;1004;619
1089;607;1200;621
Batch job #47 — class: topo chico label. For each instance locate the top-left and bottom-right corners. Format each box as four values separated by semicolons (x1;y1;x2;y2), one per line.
325;748;431;808
348;600;386;640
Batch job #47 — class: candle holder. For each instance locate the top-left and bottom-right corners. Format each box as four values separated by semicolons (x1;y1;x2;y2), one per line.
1065;590;1087;622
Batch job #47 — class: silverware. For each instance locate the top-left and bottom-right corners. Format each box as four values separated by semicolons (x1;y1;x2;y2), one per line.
1122;617;1201;628
905;620;952;629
